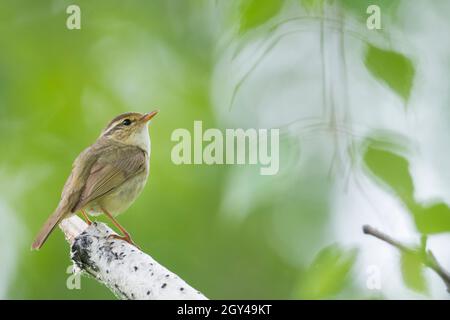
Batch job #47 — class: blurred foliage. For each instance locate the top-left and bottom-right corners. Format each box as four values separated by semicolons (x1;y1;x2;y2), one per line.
300;0;323;11
400;251;427;294
364;45;415;102
363;139;450;235
294;245;357;299
239;0;284;33
363;138;450;294
410;202;450;235
363;141;414;204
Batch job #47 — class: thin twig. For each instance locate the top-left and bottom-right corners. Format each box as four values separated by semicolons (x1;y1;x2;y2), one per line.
362;224;450;293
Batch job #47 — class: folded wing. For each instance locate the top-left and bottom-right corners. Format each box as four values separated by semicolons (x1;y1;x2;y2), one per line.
72;144;147;213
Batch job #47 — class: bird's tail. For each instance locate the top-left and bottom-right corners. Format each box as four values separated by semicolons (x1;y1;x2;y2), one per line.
31;206;67;250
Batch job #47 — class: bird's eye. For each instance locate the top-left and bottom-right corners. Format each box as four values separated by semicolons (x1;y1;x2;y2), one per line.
122;119;132;126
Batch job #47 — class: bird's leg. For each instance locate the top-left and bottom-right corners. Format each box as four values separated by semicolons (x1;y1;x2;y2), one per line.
100;205;139;249
80;209;92;225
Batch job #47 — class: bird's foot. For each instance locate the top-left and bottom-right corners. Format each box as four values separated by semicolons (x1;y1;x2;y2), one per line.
80;210;93;225
107;234;140;250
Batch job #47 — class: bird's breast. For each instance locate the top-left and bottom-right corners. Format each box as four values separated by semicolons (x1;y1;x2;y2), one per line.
86;168;149;217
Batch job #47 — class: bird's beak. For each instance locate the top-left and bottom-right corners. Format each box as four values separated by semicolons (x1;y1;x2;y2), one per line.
141;110;158;123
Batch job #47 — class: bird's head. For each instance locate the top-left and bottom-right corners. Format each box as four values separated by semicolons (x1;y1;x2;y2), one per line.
101;110;158;152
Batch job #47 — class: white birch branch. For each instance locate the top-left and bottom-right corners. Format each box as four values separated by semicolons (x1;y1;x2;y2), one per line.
59;216;208;300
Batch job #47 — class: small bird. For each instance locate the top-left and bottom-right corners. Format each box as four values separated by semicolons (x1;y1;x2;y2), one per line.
31;110;158;250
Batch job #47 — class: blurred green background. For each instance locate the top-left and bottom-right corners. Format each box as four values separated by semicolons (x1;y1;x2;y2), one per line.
1;0;450;299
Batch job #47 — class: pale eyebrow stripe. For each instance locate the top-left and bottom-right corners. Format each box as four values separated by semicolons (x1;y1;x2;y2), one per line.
103;120;125;136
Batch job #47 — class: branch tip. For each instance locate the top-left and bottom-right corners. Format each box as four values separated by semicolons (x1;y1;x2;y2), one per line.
362;224;450;295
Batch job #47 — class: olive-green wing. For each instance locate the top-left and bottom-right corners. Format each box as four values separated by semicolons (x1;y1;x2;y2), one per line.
31;143;102;249
71;145;147;212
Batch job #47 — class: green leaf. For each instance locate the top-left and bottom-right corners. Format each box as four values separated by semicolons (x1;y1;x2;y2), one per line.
364;139;450;234
400;252;427;294
364;44;415;102
239;0;284;33
363;143;414;203
410;202;450;235
295;244;357;299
